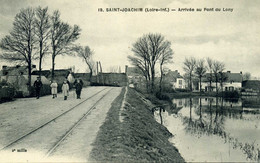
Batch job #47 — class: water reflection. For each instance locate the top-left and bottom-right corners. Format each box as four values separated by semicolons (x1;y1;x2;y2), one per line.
155;97;260;162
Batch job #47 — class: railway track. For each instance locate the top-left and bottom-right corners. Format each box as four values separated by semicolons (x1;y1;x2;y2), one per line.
0;87;111;152
45;88;113;157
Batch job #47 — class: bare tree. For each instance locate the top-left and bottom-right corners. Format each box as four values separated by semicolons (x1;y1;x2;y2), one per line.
159;41;173;93
129;33;172;93
128;55;150;91
34;6;50;77
206;57;213;92
75;46;95;82
50;10;81;80
243;72;251;81
0;7;36;92
195;59;207;93
183;57;196;91
212;60;225;94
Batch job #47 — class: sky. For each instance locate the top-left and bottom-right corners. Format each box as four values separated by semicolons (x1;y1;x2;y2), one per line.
0;0;259;77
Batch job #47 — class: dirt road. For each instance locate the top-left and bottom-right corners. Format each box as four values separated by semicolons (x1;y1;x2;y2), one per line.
0;86;122;162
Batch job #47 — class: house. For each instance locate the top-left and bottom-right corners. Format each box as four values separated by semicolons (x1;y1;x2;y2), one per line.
0;65;36;76
164;70;185;89
0;65;49;96
201;71;243;92
241;80;260;95
127;66;145;84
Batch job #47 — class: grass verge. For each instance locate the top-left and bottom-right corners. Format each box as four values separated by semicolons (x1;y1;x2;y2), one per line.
90;87;185;162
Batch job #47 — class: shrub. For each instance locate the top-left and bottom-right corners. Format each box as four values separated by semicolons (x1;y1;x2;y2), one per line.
175;88;190;92
0;80;15;102
223;91;240;99
155;92;171;101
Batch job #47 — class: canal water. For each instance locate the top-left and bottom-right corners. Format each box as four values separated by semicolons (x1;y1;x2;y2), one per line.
154;97;260;162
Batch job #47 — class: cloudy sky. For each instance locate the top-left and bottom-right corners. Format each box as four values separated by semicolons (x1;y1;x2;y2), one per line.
0;0;259;77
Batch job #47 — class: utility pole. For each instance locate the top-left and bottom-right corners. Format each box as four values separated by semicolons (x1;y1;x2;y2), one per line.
96;61;99;83
99;61;105;85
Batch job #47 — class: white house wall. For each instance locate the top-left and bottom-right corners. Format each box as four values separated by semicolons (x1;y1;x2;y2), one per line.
200;82;242;91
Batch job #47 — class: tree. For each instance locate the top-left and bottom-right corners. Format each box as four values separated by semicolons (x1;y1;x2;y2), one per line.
0;7;36;92
75;46;95;82
34;6;50;77
243;72;251;80
195;59;207;93
212;60;225;94
50;10;81;80
183;57;196;91
129;33;173;93
159;41;173;93
219;71;228;95
206;57;213;92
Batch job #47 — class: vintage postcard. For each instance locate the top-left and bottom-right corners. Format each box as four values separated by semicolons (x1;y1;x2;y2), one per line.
0;0;259;162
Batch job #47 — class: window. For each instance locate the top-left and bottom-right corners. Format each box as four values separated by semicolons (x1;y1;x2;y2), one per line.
179;80;182;85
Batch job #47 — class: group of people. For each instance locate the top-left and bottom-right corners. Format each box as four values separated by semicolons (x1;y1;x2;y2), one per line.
33;77;83;100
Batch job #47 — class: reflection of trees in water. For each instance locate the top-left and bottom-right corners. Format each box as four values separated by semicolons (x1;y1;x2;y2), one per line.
179;98;260;161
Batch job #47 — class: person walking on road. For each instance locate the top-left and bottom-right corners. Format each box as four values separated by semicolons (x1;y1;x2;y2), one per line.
34;77;43;99
50;80;58;99
74;79;83;99
62;80;69;100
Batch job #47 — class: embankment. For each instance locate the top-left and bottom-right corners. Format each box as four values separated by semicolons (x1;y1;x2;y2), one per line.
90;87;185;162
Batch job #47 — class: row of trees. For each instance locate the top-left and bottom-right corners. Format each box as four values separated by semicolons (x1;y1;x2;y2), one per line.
0;7;81;87
184;57;252;94
128;33;173;93
183;57;226;94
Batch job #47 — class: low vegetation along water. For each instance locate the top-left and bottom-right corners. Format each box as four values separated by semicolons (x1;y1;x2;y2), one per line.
154;97;260;162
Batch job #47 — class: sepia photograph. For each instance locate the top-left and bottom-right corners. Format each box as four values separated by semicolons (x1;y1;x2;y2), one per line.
0;0;259;162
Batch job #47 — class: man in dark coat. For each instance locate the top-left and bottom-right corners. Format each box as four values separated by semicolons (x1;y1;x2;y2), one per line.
34;77;43;99
74;79;83;99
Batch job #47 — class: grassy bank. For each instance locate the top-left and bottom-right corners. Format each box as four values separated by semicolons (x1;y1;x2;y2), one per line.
90;87;185;162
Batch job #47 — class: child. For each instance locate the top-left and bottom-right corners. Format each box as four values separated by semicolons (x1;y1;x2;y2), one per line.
62;80;69;100
50;80;58;99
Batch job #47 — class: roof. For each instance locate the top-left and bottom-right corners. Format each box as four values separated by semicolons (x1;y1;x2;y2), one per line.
31;70;51;77
32;69;72;78
164;70;183;82
202;72;242;83
1;66;28;76
73;73;89;78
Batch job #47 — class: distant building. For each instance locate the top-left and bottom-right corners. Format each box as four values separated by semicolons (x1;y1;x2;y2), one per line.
201;71;243;92
0;65;36;76
164;70;185;89
126;67;145;87
242;80;260;95
0;65;49;96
